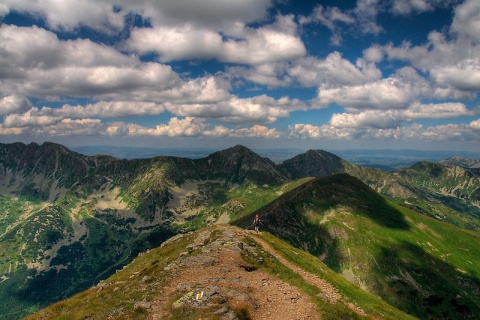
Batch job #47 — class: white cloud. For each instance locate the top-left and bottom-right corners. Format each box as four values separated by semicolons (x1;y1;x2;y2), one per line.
451;0;480;42
363;45;384;63
151;117;209;137
0;3;9;17
1;0;124;33
330;111;401;129
0;25;236;108
127;15;306;65
299;5;354;28
166;95;294;124
430;61;480;92
127;25;224;62
299;5;354;45
471;118;480;130
329;102;471;130
391;0;430;14
156;76;231;104
405;102;473;119
53;101;166;118
228;63;292;87
353;0;383;35
385;1;480;94
0;25;183;99
0;94;33;115
112;117;282;138
3;108;62;128
289;52;381;88
230;125;282;138
1;0;272;33
289;121;480;142
35;118;104;136
315;75;424;111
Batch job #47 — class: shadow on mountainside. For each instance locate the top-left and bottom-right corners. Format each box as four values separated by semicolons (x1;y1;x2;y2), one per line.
233;174;410;273
372;240;480;319
310;174;410;230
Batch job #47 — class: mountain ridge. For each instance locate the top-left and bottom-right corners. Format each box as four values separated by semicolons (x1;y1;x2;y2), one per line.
1;141;480;319
24;224;415;320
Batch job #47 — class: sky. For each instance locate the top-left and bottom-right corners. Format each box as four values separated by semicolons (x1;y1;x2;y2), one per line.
0;0;479;152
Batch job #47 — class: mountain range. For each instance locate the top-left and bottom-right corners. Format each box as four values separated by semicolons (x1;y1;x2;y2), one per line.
1;142;479;319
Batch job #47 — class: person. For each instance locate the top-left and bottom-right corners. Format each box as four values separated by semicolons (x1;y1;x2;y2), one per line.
253;214;261;233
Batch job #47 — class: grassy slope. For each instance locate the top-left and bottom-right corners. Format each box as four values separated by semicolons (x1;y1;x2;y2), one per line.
25;225;413;320
234;174;480;319
250;231;416;320
346;160;480;231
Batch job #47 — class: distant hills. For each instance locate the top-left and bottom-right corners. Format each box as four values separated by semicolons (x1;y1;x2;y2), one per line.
72;145;480;170
1;142;479;319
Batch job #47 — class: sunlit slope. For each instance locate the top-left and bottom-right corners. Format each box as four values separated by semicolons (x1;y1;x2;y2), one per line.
234;173;480;319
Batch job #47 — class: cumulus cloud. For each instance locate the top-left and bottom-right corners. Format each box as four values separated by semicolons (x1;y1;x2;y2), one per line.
52;101;166;118
315;75;425;111
231;125;282;138
1;0;273;33
108;117;282;138
0;25;182;99
289;52;382;88
126;25;223;62
3;108;62;128
127;14;306;65
0;94;33;115
471;118;480;130
451;0;480;42
384;1;480;94
228;62;292;87
155;76;231;104
405;102;473;119
34;119;104;136
289;121;480;142
0;24;235;107
363;45;384;63
165;95;301;124
391;0;430;14
1;0;124;33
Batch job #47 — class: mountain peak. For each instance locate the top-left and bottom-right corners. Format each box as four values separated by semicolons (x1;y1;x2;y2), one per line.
199;145;286;184
279;149;345;179
212;144;257;157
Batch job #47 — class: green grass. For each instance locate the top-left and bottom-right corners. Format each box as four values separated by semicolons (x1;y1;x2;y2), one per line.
251;232;416;320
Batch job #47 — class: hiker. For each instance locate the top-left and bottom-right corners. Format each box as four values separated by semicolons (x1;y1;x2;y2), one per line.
253;214;261;233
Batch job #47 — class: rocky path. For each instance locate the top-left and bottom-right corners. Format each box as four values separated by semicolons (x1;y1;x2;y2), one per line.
149;225;320;319
251;232;368;317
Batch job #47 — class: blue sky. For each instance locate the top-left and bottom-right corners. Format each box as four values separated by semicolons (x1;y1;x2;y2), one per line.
0;0;479;152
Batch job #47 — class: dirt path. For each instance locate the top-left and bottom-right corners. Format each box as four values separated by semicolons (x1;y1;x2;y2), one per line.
251;232;367;317
149;226;321;320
